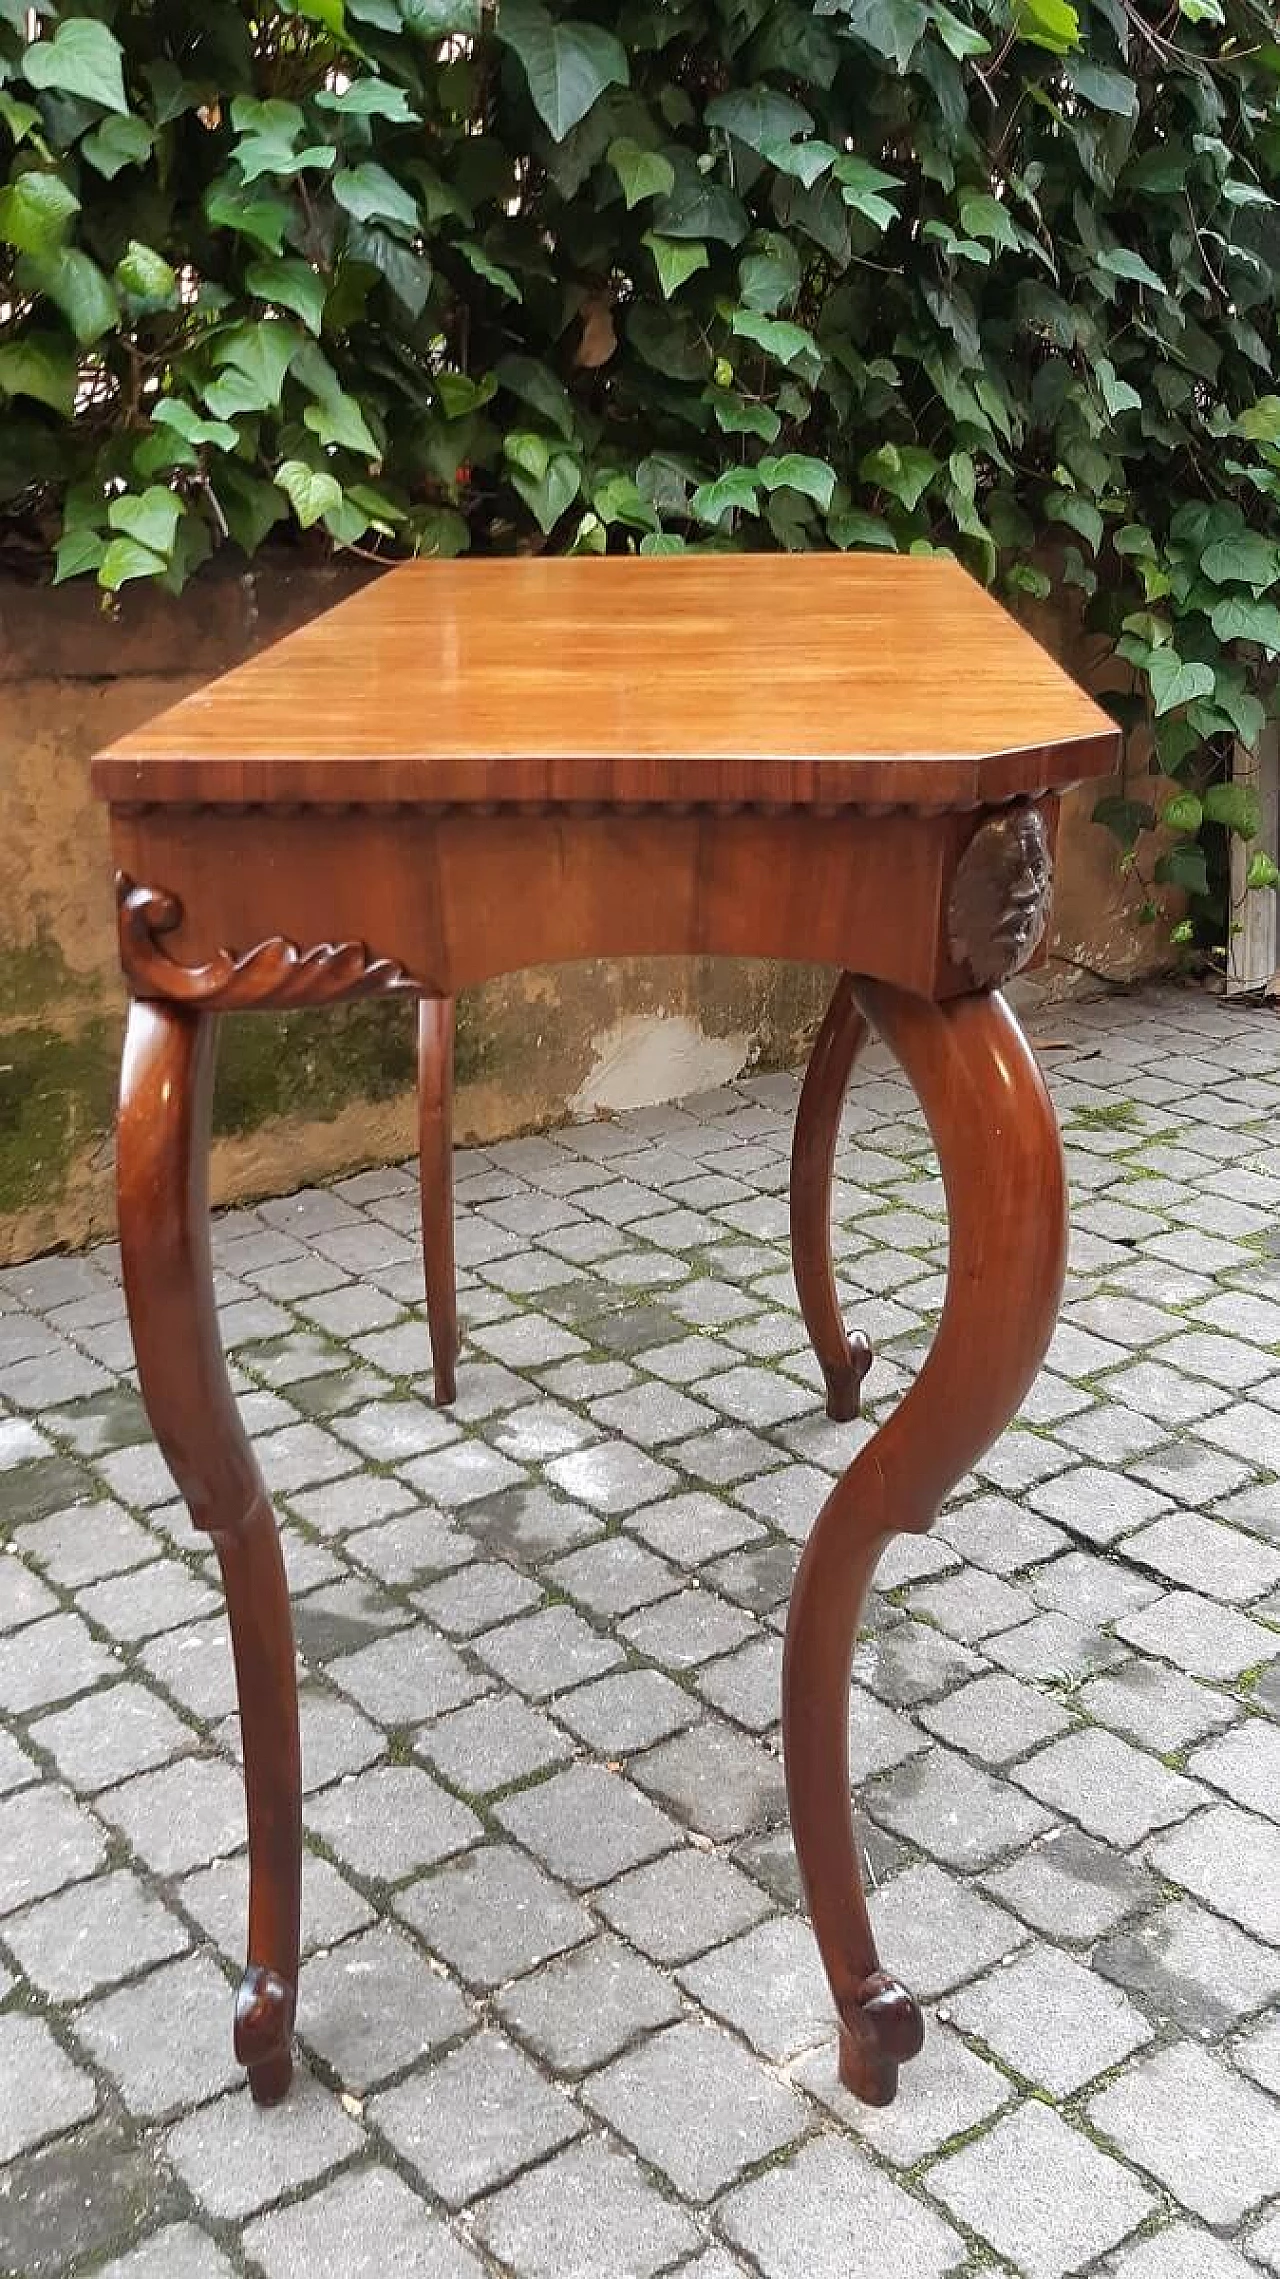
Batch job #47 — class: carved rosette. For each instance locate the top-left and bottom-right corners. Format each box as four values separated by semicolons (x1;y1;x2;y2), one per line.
117;875;422;1008
947;806;1053;989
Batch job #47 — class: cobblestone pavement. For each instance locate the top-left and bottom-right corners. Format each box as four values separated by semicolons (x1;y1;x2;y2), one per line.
1;982;1279;2279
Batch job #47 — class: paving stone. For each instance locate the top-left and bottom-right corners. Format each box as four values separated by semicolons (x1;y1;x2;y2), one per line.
1237;2014;1280;2097
293;1577;414;1664
918;1673;1074;1766
0;1607;116;1714
343;1511;475;1589
951;1941;1152;2093
371;2027;583;2207
985;1608;1128;1682
164;2067;362;2220
694;1635;783;1731
1121;1512;1280;1605
1029;1546;1163;1626
98;1755;246;1877
981;1822;1157;1943
400;1438;526;1508
1186;1715;1280;1819
867;1861;1026;1997
721;2133;964;2279
0;1781;108;1915
327;1627;487;1724
475;2134;699;2278
551;1666;699;1754
926;2099;1155;2279
1011;1725;1205;1848
0;1554;58;1630
631;1718;786;1842
1076;1660;1236;1755
1089;2042;1280;2224
1103;2227;1264;2279
298;1923;474;2090
289;1472;416;1540
495;1763;681;1887
904;1568;1038;1643
596;1845;773;1966
1116;1588;1280;1680
30;1677;193;1793
935;1493;1069;1574
463;1482;602;1564
0;2114;163;2279
497;1931;682;2074
1193;1399;1280;1466
1146;1803;1280;1944
1096;1894;1280;2035
0;1726;36;1793
414;1559;543;1635
307;1765;481;1883
1026;1464;1173;1546
867;1743;1054;1870
181;1847;374;1960
6;1867;188;2000
544;1440;680;1516
473;1602;623;1698
75;1952;242;2118
626;1490;764;1567
619;1586;759;1670
856;1617;986;1706
679;1914;834;2060
732;1460;835;1542
0;2013;98;2162
396;1841;592;1987
242;2166;484;2279
98;2223;239;2279
1130;1437;1256;1510
585;2016;808;2200
545;1534;680;1620
417;1692;571;1795
797;2015;1012;2166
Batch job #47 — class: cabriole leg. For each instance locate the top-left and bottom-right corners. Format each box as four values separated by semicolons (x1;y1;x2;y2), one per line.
117;1000;300;2105
418;996;459;1407
790;973;873;1422
783;983;1067;2104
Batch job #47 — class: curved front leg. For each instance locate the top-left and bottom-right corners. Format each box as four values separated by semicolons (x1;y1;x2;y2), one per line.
783;983;1067;2105
118;1002;300;2106
418;997;458;1407
790;973;873;1421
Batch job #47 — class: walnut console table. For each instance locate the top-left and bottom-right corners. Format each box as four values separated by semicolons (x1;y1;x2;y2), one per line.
94;555;1118;2111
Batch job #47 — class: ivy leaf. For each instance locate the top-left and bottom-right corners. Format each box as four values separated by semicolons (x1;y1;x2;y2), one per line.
19;247;118;345
315;77;416;120
275;459;344;528
738;234;801;313
334;163;421;233
215;320;302;406
1200;534;1277;591
204;183;293;256
1093;794;1156;848
509;449;580;532
246;257;328;335
860;442;938;510
1047;490;1104;552
1245;851;1280;890
99;536;169;592
1162;791;1203;833
53;526;106;584
0;332;77;416
690;467;761;523
1012;0;1080;52
113;241;179;311
931;6;991;57
108;486;185;559
152;399;240;451
710;392;781;442
591;471;659;530
1067;60;1138;115
496;354;576;438
496;0;629;143
842;0;929;72
457;241;522;300
705;86;814;155
1146;649;1216;716
1096;245;1167;294
400;0;482;31
1209;597;1280;651
303;392;381;457
80;114;154;179
958;192;1019;252
1154;843;1210;896
0;92;41;145
1203;782;1261;838
1235;399;1280;444
1096;358;1142;419
0;172;80;257
643;232;708;298
757;453;836;509
608;138;675;209
23;19;129;114
435;371;497;418
730;308;822;383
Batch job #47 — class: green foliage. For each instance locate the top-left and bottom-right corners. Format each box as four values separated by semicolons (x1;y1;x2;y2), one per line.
1;0;1278;947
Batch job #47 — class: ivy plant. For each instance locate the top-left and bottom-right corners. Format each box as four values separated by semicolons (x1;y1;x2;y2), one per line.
1;0;1278;951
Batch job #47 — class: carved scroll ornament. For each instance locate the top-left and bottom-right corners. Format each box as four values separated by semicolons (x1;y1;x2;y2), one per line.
117;875;421;1009
947;806;1053;989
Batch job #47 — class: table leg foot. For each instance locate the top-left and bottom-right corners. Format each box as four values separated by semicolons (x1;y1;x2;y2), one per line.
418;997;459;1407
784;983;1067;2106
118;1001;302;2107
791;974;873;1423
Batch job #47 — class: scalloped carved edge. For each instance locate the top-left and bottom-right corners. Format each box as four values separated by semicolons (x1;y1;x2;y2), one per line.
947;805;1053;988
117;874;423;1008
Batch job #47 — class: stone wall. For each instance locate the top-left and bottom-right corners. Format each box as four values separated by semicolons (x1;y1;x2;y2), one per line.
0;562;1167;1264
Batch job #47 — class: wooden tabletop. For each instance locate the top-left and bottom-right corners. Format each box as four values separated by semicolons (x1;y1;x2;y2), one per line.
93;555;1119;812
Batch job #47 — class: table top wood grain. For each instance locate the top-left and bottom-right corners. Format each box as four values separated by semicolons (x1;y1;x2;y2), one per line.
93;554;1119;812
